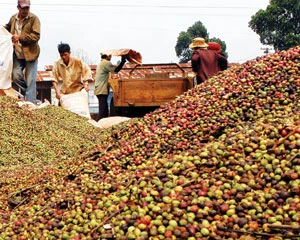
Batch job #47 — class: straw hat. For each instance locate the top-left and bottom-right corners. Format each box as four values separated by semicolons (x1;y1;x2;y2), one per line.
189;37;208;49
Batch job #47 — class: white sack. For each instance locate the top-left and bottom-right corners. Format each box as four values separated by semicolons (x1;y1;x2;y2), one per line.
0;26;13;89
60;89;91;119
97;116;131;128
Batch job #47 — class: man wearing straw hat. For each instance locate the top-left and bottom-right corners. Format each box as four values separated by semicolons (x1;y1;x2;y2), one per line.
189;37;227;85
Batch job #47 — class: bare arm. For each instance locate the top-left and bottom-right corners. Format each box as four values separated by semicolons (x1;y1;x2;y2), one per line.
114;56;126;73
51;63;61;99
52;81;61;100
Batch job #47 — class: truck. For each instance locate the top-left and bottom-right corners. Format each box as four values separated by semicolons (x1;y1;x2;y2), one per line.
108;63;194;117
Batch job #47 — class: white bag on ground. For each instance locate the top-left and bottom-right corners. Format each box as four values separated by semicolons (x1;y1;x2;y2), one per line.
0;26;13;89
97;116;131;128
60;88;91;119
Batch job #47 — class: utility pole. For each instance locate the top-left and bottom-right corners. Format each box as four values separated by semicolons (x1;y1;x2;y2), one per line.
261;47;272;55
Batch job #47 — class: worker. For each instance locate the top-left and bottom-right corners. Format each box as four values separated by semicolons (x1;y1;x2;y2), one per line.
51;42;93;118
4;0;41;104
94;54;126;120
190;37;228;85
207;41;228;70
207;42;221;54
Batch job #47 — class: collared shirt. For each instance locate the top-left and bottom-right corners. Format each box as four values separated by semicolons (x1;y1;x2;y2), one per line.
5;12;41;61
94;59;116;95
52;56;93;94
14;14;29;59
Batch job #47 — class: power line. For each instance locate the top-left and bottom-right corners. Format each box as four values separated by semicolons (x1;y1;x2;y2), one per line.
0;3;267;19
0;2;267;10
31;8;256;17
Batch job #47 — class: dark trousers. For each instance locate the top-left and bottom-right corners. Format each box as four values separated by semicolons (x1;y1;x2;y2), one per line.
196;76;204;85
96;94;109;120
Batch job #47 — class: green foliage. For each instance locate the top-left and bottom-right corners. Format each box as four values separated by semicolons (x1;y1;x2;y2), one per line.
175;21;208;63
175;21;228;63
249;0;300;51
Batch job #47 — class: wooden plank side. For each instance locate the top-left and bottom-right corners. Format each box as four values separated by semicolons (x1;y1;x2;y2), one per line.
114;78;190;107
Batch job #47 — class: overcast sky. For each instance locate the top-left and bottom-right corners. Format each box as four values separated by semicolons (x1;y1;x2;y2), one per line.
0;0;270;70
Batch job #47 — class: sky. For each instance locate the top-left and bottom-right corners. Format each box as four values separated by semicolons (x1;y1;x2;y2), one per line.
0;0;271;70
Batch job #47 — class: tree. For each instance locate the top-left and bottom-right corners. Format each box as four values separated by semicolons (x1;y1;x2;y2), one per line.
249;0;300;51
73;48;93;65
175;21;228;63
175;21;208;63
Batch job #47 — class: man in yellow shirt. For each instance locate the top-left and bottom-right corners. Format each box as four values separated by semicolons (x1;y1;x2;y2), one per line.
51;43;93;118
52;43;93;99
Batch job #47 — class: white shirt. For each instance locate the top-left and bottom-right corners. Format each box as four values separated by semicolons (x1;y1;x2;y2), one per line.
14;14;28;59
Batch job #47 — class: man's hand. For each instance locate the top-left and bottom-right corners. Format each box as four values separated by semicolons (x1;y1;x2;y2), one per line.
55;91;61;100
12;34;20;43
84;82;89;91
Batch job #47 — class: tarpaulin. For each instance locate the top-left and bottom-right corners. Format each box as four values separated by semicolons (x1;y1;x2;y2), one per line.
100;48;142;64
